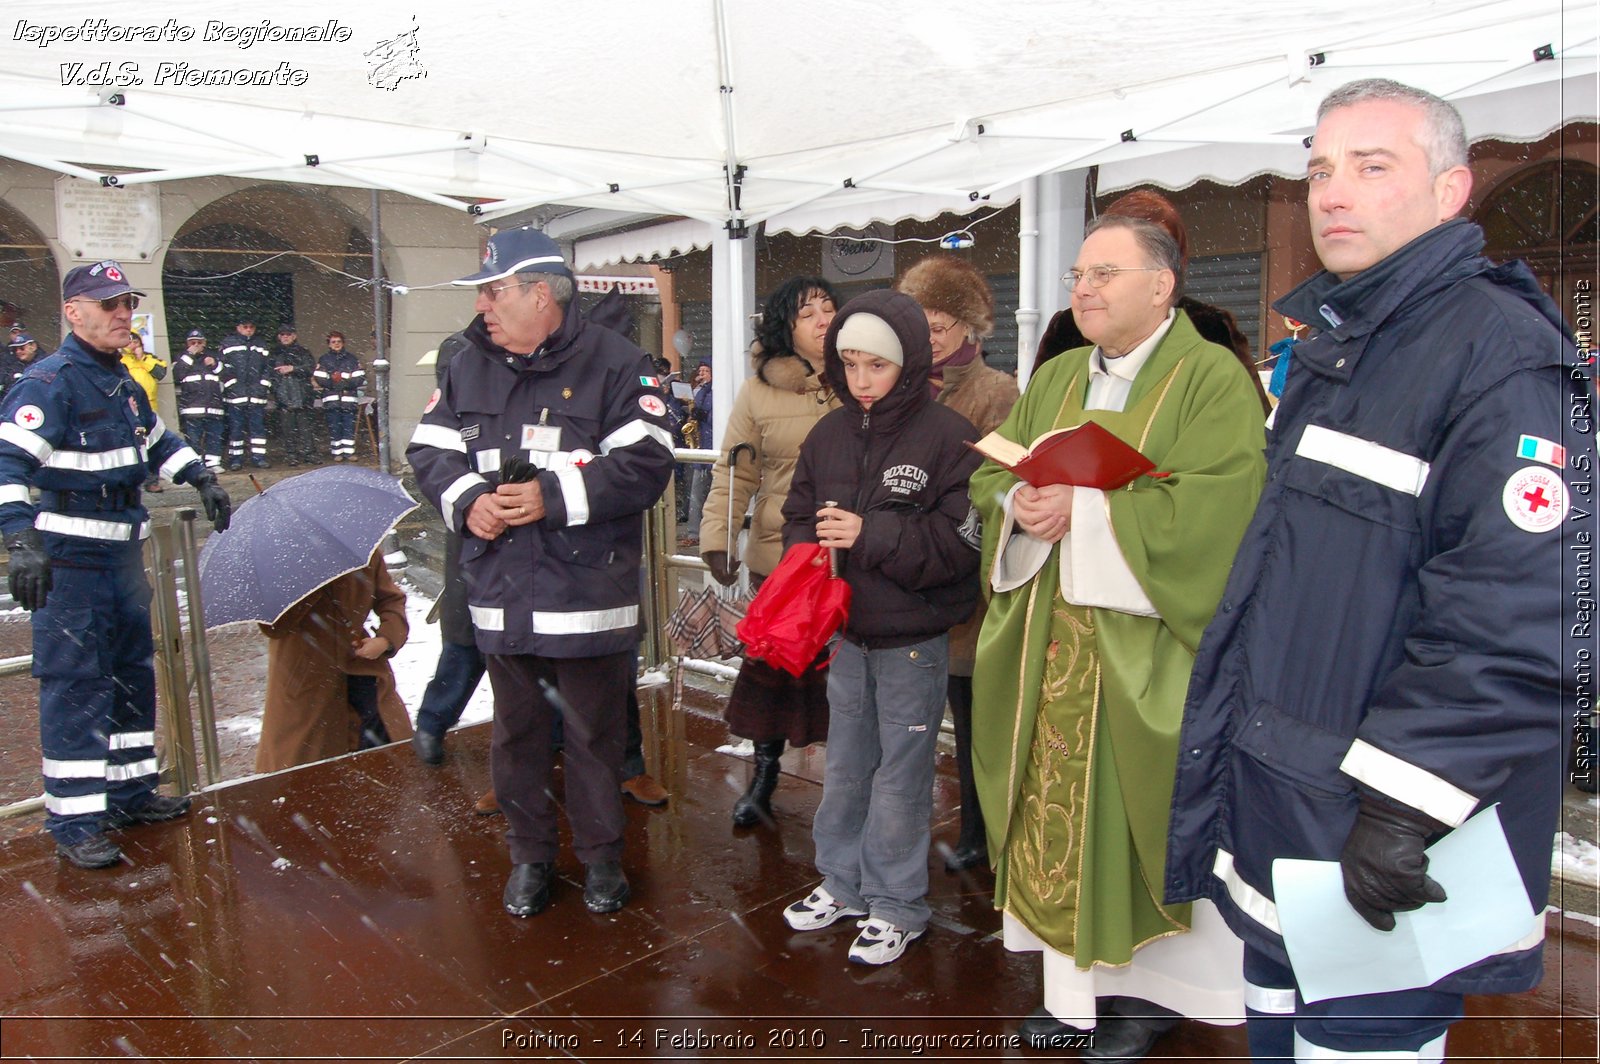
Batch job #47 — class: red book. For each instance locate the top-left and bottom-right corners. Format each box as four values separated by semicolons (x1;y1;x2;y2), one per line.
969;422;1156;489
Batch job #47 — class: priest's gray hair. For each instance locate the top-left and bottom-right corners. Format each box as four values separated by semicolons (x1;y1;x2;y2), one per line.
1084;215;1183;307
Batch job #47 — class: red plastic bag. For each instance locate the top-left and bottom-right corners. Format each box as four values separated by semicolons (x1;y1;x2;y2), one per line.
735;542;851;676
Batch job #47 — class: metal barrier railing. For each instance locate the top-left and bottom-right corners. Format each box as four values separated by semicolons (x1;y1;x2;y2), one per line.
0;507;217;819
1;449;738;819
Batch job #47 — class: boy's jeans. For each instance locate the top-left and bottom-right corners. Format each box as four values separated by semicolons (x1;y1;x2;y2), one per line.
814;633;948;933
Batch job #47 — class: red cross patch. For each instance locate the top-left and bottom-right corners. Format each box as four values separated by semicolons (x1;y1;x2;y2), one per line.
1502;465;1566;534
14;405;44;430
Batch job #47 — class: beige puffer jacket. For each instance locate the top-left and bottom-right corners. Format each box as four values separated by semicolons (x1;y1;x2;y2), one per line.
699;344;838;579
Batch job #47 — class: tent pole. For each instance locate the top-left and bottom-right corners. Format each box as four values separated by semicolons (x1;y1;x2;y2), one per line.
1022;169;1087;393
711;228;755;448
370;188;391;477
1016;177;1041;380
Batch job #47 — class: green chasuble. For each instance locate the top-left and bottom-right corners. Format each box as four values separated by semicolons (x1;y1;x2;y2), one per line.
969;311;1265;969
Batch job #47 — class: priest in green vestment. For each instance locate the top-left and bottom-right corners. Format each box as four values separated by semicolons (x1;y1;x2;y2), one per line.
970;214;1266;1059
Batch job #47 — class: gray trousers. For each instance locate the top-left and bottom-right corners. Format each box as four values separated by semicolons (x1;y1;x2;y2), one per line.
814;633;948;932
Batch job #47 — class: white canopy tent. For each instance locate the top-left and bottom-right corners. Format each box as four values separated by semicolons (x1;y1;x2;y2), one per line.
1;0;1593;418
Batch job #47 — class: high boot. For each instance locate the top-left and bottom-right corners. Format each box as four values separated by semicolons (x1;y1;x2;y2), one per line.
945;678;988;871
731;739;784;827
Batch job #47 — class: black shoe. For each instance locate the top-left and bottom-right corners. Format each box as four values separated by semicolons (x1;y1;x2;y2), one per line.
1080;1003;1180;1062
944;843;987;872
731;739;783;827
503;862;553;916
107;793;191;828
56;833;123;869
227;462;243;471
285;458;299;468
1019;1006;1091;1052
583;860;630;913
251;459;270;469
411;729;445;766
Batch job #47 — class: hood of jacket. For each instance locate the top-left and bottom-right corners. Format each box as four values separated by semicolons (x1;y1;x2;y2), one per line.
1276;218;1569;343
750;340;827;396
822;289;933;436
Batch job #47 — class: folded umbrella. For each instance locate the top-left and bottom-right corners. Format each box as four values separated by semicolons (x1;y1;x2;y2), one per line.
197;466;418;628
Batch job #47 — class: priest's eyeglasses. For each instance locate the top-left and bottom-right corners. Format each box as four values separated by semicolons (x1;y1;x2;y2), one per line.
1062;265;1162;291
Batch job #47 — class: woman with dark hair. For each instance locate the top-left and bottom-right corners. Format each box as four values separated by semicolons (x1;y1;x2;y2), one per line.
700;276;841;827
1031;191;1272;416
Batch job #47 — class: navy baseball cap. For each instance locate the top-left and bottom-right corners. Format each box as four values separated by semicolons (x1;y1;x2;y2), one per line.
277;322;297;333
8;333;33;348
62;259;144;302
453;227;571;286
185;328;206;341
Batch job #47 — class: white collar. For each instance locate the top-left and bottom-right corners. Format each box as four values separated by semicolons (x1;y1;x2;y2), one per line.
1089;309;1177;383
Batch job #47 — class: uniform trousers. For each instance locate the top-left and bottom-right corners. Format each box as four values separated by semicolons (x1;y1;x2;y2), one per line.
179;415;224;469
486;649;632;866
325;404;357;458
227;403;267;464
1243;944;1459;1061
32;551;160;845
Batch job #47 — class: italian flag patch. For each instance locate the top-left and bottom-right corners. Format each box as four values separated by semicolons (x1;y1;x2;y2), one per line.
639;375;660;387
1516;434;1566;468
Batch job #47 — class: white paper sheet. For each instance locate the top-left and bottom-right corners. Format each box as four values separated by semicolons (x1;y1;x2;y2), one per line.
1271;805;1538;1003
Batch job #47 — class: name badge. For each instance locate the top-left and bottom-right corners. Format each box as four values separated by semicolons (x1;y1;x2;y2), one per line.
522;424;562;451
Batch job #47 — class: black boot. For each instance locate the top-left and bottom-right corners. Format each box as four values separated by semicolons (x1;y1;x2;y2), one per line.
732;739;784;827
945;678;988;871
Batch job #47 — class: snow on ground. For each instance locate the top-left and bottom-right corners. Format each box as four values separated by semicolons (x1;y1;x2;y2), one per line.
217;575;496;740
388;575;495;731
1555;830;1600;887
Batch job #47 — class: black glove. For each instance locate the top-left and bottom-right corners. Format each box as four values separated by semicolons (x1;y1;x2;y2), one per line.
5;528;52;612
703;550;740;587
1339;798;1448;931
500;455;539;484
192;473;232;533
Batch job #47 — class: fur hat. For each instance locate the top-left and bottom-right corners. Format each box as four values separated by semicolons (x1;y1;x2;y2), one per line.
895;255;995;339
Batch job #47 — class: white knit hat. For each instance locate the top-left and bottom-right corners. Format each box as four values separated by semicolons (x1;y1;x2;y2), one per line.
834;312;903;366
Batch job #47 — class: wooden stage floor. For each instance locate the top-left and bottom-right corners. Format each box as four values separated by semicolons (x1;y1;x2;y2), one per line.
0;695;1594;1061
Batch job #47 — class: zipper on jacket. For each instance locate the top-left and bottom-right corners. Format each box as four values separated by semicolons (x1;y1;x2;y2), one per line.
853;410;874;514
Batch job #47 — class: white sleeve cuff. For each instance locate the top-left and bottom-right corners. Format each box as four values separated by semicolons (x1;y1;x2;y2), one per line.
1061;487;1158;616
990;482;1053;592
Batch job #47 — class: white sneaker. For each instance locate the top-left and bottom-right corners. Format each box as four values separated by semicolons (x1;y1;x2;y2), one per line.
847;917;923;965
783;886;866;931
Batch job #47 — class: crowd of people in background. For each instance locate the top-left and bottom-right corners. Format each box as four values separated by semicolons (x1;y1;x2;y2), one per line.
0;313;379;471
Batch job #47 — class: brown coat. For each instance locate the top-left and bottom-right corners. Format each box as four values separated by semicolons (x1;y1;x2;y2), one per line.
255;553;412;773
699;345;839;579
935;353;1018;675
